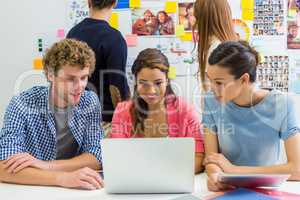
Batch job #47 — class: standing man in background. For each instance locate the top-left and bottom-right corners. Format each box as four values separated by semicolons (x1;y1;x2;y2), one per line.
67;0;130;136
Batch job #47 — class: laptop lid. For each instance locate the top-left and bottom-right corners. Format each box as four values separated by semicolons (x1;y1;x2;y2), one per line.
101;138;195;194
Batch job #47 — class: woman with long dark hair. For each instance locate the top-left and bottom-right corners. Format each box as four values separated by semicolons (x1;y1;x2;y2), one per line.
110;48;204;173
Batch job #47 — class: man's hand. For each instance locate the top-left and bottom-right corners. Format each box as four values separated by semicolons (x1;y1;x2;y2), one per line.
57;167;104;190
204;153;237;173
3;153;51;173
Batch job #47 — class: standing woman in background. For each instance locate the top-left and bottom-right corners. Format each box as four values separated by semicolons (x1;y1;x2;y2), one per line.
193;0;238;90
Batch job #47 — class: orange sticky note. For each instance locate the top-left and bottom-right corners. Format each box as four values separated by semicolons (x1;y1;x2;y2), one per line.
129;0;140;8
180;32;193;41
33;58;43;70
165;1;177;13
242;10;254;21
125;34;138;47
109;12;119;29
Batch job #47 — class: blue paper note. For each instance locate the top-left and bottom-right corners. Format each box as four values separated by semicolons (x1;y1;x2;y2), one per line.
115;0;129;9
212;188;278;200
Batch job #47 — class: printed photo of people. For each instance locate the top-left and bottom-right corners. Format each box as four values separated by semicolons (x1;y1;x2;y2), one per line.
178;2;195;32
256;55;289;92
287;0;300;49
132;8;175;36
253;0;284;36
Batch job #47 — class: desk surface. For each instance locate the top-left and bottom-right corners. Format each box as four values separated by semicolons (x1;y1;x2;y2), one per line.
1;173;300;200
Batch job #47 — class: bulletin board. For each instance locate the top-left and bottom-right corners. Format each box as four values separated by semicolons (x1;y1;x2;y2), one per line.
1;0;300;127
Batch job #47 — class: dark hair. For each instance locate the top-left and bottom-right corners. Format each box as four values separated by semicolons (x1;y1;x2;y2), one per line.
90;0;116;10
208;41;260;82
131;48;175;136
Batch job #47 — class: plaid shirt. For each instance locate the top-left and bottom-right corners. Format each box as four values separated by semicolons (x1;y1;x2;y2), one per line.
0;86;103;163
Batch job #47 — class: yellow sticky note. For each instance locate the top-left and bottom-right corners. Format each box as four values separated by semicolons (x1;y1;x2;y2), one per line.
242;10;254;21
180;32;193;41
288;9;297;17
241;0;254;9
168;66;177;79
176;25;185;37
130;0;140;8
109;12;119;29
165;1;177;13
33;58;43;70
259;53;265;63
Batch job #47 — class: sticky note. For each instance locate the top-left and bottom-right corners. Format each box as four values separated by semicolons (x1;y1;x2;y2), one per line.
115;0;129;9
33;58;43;70
125;34;138;47
129;0;140;8
168;66;177;79
109;12;119;29
180;33;193;41
165;1;177;13
288;9;297;17
242;10;254;21
241;0;254;9
57;29;65;38
176;25;185;37
259;53;265;63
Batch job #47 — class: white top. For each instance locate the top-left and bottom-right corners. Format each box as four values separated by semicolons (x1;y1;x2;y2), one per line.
1;174;300;200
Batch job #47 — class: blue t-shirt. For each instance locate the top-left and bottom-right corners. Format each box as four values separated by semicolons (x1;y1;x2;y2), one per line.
202;90;300;166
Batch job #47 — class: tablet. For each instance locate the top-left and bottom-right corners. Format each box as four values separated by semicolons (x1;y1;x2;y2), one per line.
218;173;290;188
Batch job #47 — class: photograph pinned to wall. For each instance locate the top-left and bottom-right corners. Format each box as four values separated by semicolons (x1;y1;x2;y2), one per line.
131;7;175;36
287;0;300;49
178;2;195;32
256;55;289;92
66;0;89;30
253;0;284;36
232;19;251;41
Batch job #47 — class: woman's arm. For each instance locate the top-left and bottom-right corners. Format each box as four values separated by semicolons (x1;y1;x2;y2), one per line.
204;128;235;191
195;153;204;174
215;133;300;180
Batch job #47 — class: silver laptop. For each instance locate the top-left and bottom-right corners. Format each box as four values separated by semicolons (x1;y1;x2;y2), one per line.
101;138;195;194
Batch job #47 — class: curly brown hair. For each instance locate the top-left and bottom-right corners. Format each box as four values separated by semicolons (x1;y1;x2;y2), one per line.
43;39;96;78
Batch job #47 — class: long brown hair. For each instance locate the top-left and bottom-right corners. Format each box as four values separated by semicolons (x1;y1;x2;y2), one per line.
193;0;238;85
130;48;175;136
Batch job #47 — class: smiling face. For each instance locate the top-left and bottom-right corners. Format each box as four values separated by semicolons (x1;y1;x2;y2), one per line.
206;64;245;104
136;68;168;106
48;65;90;108
158;13;167;23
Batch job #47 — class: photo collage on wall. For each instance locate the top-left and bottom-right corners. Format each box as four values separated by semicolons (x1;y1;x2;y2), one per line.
287;0;300;49
253;0;284;36
256;55;289;92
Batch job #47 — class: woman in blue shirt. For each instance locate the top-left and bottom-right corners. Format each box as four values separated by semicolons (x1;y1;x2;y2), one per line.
202;40;300;191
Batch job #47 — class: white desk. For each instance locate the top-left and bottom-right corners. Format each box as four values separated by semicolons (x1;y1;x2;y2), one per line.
1;173;300;200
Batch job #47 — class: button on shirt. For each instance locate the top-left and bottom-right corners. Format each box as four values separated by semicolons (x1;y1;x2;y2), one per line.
0;86;104;163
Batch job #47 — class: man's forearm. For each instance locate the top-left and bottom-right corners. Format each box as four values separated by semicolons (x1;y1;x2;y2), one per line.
0;161;61;186
48;153;101;172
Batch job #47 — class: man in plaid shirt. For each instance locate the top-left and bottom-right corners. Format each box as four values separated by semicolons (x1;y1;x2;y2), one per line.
0;39;104;190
